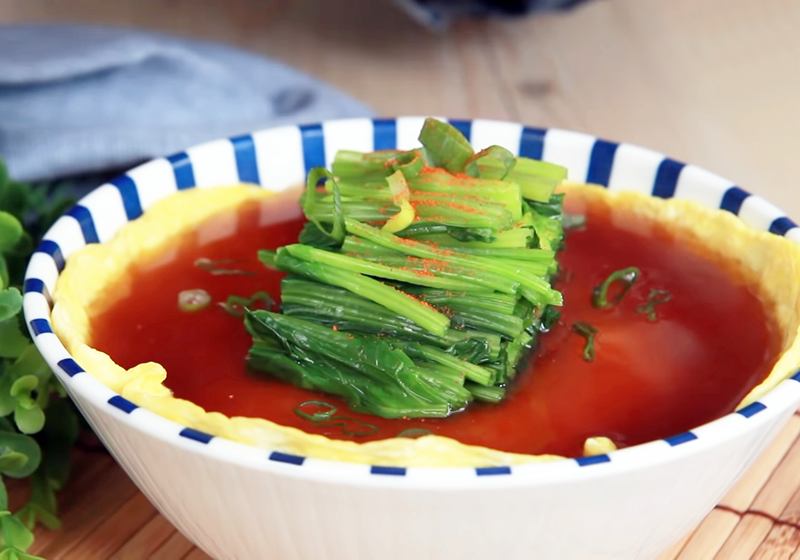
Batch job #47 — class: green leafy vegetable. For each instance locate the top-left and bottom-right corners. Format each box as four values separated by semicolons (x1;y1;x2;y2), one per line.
418;117;474;173
242;118;567;420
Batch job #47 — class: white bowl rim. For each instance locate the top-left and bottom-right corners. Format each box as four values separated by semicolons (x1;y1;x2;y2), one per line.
22;116;800;489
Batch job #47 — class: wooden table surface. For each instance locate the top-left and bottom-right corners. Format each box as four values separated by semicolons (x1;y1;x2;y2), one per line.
2;0;800;558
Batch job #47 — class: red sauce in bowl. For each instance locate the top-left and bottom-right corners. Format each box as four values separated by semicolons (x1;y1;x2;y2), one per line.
90;189;781;458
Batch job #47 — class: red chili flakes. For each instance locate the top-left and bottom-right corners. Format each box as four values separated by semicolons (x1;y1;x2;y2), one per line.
400;292;439;312
395;236;422;247
412;198;487;215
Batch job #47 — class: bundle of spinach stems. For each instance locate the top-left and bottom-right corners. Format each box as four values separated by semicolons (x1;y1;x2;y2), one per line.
245;118;568;419
0;160;79;559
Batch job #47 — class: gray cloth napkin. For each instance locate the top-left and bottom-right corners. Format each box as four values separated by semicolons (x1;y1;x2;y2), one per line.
0;25;374;183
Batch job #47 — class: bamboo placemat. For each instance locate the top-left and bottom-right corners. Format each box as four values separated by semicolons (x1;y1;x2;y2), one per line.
7;407;799;559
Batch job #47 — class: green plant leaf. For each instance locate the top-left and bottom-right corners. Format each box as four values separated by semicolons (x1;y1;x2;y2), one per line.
0;179;31;223
0;513;34;550
15;472;60;531
0;347;50;417
7;347;49;385
0;432;40;478
0;478;7;511
10;376;37;406
0;158;8;188
0;289;22;324
0;321;30;359
0;384;14;418
0;548;45;560
36;399;78;490
8;373;47;434
0;452;27;474
0;255;8;291
12;406;44;436
0;213;23;253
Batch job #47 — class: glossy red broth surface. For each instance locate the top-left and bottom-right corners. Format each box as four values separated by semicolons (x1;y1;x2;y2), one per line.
91;189;780;457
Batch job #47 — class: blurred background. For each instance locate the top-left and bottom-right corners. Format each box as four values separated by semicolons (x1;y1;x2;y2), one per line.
2;0;798;214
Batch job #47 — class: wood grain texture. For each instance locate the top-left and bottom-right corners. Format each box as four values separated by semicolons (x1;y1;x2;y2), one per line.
1;0;799;558
1;0;799;215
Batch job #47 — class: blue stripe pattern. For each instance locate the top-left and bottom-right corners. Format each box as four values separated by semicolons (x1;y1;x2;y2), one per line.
737;402;767;418
476;466;512;476
586;140;618;186
29;318;52;336
66;205;99;244
108;395;138;414
370;465;406;476
652;159;685;199
769;217;797;236
111;175;143;221
519;127;547;160
720;186;750;215
231;135;260;185
664;432;698;446
23;278;49;300
25;119;800;479
575;454;611;467
179;427;214;444
166;153;196;190
373;119;397;151
269;451;305;466
35;240;65;272
299;124;325;174
57;358;85;377
448;119;472;142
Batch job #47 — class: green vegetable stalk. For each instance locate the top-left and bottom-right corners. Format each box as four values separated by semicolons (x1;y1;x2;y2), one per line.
0;158;80;559
244;118;568;421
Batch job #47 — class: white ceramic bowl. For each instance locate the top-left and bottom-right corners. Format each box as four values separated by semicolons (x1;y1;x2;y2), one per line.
23;117;800;560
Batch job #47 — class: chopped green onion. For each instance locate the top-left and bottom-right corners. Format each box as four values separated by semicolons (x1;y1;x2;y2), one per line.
572;321;598;362
397;428;433;438
388;149;425;179
178;289;211;312
195;258;255;276
592;267;640;309
317;416;379;437
636;289;672;321
219;291;273;317
293;400;378;437
293;400;338;422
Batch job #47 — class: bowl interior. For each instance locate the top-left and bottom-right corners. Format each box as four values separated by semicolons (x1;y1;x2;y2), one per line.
22;116;800;483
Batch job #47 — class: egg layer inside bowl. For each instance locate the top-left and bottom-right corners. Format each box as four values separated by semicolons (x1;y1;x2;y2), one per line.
50;182;800;467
